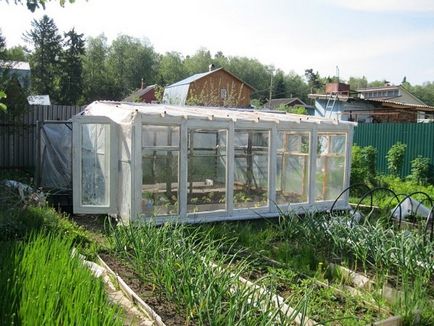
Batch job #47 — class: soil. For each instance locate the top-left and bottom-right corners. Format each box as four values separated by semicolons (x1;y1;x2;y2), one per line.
99;252;194;326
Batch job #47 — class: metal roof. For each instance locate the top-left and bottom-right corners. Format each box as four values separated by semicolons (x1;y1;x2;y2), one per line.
123;85;156;101
165;70;216;88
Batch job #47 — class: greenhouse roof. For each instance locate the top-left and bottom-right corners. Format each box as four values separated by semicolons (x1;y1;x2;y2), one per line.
83;101;357;126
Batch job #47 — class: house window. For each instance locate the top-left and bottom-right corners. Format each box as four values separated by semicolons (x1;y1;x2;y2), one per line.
220;88;227;99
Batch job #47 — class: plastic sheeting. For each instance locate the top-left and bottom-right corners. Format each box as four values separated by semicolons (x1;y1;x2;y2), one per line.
39;123;72;189
391;197;432;220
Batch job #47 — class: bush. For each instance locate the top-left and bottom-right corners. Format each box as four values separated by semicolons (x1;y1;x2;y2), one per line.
386;142;407;177
409;156;432;185
350;144;377;188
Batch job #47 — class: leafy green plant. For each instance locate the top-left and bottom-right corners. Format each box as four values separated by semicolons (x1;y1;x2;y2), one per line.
386;142;407;177
409;156;432;185
351;144;377;188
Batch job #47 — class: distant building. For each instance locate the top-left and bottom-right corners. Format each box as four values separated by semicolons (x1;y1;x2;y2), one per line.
123;84;157;103
0;61;31;89
163;67;254;107
357;84;426;106
309;82;434;123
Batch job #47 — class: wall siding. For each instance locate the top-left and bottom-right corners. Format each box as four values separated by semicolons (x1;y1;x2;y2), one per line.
0;105;82;169
353;123;434;177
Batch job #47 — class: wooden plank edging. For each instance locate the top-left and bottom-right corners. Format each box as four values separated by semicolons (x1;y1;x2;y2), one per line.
96;255;166;326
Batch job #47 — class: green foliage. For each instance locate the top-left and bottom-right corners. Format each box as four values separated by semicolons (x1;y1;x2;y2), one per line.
304;68;324;93
24;15;63;102
106;35;159;99
0;232;122;325
157;51;188;85
348;76;368;90
350;144;377;187
0;90;6;111
386;142;407;177
409;156;432;185
277;103;307;115
58;28;85;105
12;0;75;12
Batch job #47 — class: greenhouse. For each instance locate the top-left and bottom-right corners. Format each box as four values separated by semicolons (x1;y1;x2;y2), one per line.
70;101;355;224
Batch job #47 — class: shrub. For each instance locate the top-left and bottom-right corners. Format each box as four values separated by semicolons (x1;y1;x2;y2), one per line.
386;142;407;177
350;144;377;188
409;156;431;185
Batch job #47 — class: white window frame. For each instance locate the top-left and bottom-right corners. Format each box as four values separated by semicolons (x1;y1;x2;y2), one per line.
72;115;118;214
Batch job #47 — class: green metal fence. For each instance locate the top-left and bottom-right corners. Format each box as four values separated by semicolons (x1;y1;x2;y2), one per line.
353;123;434;177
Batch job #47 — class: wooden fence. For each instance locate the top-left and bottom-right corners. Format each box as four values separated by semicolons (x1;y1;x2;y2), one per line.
0;105;82;169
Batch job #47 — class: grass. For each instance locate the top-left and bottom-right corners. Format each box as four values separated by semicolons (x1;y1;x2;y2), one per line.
0;231;123;325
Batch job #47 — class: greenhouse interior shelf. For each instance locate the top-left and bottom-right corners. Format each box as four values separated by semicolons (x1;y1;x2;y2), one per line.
39;101;356;224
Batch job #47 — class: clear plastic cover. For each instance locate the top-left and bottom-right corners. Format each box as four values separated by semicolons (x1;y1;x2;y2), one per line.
187;129;227;213
316;134;346;201
234;130;269;209
276;132;309;205
80;124;110;206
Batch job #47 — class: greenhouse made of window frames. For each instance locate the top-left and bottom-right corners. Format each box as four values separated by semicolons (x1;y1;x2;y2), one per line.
70;101;356;224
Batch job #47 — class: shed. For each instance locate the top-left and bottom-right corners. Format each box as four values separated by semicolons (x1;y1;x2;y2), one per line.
68;101;355;224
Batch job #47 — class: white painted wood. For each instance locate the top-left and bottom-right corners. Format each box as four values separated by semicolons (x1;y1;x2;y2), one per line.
179;120;188;218
269;127;277;212
227;121;235;215
308;128;318;205
72;115;118;214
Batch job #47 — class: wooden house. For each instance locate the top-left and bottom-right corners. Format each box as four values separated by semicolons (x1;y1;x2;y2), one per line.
163;67;254;107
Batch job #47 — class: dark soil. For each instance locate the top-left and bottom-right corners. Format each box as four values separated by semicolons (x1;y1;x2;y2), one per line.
99;252;193;326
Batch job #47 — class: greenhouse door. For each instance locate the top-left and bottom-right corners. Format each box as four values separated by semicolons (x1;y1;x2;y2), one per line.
72;116;118;214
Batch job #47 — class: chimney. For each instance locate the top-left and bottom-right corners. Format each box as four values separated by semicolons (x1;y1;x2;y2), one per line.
209;63;215;72
141;78;144;89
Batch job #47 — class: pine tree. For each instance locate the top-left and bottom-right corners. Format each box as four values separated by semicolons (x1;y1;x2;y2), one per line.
24;15;63;102
59;28;85;104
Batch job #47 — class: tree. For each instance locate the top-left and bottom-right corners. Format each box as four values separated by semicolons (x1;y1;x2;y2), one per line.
82;34;117;103
0;30;6;59
11;0;74;12
184;48;213;75
157;51;187;85
59;28;85;104
24;15;63;102
304;68;323;93
348;76;368;90
285;72;309;101
272;70;287;99
106;35;159;99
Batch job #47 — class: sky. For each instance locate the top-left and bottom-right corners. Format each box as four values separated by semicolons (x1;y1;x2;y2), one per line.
0;0;433;85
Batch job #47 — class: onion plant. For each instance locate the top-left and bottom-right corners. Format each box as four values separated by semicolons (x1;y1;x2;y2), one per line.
109;222;306;325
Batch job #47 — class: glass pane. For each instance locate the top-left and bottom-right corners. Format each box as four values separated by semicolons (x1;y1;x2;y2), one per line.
276;132;309;204
188;129;227;213
142;150;179;216
81;124;110;206
142;126;179;147
315;133;346;201
234;130;269;209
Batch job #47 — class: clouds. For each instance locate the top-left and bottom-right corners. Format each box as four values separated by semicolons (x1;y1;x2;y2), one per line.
328;0;434;13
